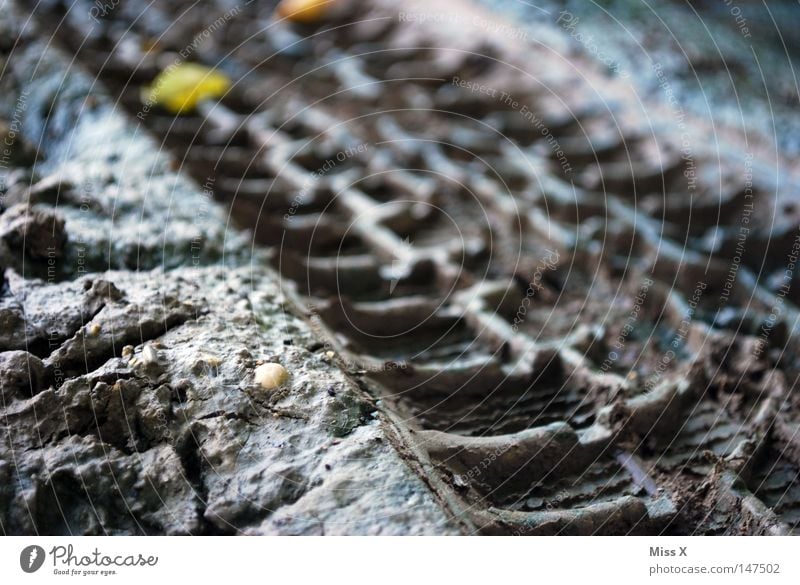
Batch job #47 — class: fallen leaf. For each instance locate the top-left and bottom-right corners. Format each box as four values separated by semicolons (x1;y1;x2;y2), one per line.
142;62;231;114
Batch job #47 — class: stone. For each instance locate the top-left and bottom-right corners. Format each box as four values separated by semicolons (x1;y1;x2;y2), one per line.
254;362;289;390
0;350;45;400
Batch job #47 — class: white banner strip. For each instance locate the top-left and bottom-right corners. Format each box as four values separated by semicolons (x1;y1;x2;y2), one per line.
1;536;797;583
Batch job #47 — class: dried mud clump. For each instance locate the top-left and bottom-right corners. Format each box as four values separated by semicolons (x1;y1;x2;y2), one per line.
0;203;67;260
0;350;45;400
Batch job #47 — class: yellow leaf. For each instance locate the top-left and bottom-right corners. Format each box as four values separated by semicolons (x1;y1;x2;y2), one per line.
142;63;231;114
276;0;332;24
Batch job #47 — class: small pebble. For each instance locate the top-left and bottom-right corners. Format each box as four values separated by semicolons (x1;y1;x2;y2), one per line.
254;363;289;390
88;323;101;336
141;345;160;364
325;351;335;359
326;386;336;397
453;474;468;489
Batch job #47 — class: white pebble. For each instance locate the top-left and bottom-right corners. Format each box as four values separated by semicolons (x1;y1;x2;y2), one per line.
254;363;289;390
141;345;160;364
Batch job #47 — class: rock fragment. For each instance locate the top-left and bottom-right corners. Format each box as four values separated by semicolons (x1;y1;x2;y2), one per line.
276;0;332;23
0;203;66;259
0;350;45;400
